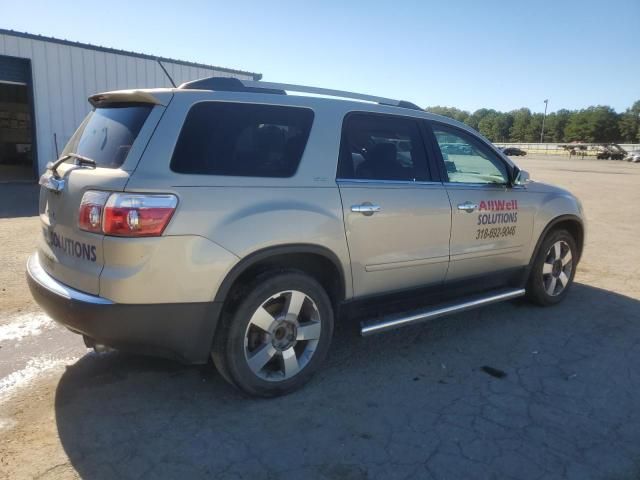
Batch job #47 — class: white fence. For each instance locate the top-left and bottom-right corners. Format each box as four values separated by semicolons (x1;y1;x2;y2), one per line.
494;143;640;156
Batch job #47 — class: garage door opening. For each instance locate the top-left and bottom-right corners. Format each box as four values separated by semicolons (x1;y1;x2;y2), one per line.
0;82;33;182
0;55;35;183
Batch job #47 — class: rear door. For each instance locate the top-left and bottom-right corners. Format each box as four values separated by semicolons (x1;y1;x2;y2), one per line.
426;121;535;283
37;98;167;294
337;112;451;297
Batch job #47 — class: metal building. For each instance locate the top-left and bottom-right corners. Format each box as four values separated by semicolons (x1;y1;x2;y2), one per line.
0;29;261;181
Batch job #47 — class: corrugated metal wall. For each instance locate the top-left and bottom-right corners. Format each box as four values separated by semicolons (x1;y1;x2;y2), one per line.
0;32;256;174
0;55;30;83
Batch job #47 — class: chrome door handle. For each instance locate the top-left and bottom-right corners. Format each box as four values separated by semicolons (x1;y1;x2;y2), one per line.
351;203;381;216
457;202;478;213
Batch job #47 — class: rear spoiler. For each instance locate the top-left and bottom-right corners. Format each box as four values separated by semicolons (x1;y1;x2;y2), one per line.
89;89;173;108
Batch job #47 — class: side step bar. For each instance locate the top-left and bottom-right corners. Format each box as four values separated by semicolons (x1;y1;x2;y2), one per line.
360;288;526;336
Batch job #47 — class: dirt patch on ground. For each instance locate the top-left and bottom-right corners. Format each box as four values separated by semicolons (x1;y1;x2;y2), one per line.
0;183;40;317
0;216;39;317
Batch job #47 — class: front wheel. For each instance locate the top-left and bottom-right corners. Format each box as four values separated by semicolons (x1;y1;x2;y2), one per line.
526;229;577;306
212;271;334;397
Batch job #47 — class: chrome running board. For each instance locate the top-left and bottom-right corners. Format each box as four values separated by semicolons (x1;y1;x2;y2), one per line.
360;288;526;336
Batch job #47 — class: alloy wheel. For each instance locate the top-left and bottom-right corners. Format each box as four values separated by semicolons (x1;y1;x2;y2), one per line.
243;290;321;381
542;240;573;296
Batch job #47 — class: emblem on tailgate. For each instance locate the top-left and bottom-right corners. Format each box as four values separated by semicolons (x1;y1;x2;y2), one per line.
39;171;65;193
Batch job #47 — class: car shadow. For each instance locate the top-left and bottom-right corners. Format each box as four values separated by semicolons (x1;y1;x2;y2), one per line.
55;282;640;479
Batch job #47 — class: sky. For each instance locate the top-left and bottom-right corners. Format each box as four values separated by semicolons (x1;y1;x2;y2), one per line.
1;0;638;114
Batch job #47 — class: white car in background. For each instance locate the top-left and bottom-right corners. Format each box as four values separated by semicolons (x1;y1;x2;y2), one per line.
624;150;640;163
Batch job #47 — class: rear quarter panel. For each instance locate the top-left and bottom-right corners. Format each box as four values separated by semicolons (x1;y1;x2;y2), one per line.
124;91;353;302
99;235;238;304
36;104;167;295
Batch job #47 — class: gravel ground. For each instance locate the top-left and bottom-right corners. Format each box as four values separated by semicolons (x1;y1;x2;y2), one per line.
0;183;39;315
0;155;639;480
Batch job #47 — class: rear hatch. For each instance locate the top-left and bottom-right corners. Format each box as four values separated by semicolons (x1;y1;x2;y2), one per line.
37;90;172;294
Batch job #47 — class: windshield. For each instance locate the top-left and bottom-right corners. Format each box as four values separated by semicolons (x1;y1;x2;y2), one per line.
63;105;152;168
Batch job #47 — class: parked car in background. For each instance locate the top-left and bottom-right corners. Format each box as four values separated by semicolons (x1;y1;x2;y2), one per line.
501;147;527;156
595;144;626;160
624;150;640;163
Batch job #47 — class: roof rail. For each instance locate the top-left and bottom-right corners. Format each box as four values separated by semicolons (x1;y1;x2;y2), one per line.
178;77;422;111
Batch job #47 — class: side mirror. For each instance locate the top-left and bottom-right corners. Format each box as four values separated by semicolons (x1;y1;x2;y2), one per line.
514;169;530;186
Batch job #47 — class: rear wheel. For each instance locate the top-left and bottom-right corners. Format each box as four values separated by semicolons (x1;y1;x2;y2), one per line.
526;229;577;306
212;271;334;397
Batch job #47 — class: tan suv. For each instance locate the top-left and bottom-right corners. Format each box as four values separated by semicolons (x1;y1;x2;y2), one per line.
27;78;585;396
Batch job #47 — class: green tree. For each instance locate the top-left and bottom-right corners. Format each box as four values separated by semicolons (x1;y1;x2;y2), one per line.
565;106;619;142
540;112;556;142
478;112;512;142
509;108;531;142
426;101;637;144
525;114;544;142
564;111;590;142
544;109;571;142
500;113;514;142
463;108;494;131
478;114;497;140
618;100;640;142
590;106;620;142
425;106;470;123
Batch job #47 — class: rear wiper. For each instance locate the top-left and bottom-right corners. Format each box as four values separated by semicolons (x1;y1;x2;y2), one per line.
47;153;97;178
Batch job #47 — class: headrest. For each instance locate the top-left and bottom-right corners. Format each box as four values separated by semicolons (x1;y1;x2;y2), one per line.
370;143;397;164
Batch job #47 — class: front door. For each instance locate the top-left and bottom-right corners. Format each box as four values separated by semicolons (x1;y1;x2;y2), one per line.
337;113;451;297
428;122;535;282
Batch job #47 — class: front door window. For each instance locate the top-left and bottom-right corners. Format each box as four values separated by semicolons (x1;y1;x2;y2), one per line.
432;125;509;185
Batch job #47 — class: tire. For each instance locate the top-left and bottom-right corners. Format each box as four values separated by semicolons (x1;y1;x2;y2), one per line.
212;271;334;397
526;229;577;306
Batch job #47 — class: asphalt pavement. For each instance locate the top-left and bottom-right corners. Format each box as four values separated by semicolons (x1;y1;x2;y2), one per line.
1;156;639;480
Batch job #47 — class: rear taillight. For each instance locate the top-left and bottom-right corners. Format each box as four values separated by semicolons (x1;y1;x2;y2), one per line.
78;191;177;237
78;191;110;233
103;194;177;237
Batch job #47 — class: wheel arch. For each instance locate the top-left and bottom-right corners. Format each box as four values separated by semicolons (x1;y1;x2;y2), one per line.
214;244;348;310
529;214;585;267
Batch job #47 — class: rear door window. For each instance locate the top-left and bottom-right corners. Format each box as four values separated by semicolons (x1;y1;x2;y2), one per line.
337;113;430;182
63;105;152;168
170;102;314;177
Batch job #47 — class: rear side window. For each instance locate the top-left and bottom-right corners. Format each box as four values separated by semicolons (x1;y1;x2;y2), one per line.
337;113;429;182
171;102;314;177
63;105;152;168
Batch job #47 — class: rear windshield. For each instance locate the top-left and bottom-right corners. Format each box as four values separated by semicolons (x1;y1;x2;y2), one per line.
63;105;152;168
170;102;314;178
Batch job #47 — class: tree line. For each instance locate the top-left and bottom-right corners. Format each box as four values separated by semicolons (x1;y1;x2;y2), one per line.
425;100;640;144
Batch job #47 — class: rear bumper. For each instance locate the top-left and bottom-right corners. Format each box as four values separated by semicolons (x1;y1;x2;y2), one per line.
26;253;221;364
